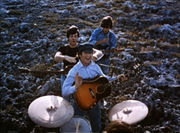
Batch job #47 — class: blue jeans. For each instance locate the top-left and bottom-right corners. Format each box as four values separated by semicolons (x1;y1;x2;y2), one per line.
72;100;101;132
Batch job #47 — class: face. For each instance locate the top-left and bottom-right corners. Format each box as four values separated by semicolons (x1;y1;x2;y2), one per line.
79;51;93;66
68;33;79;48
103;27;110;34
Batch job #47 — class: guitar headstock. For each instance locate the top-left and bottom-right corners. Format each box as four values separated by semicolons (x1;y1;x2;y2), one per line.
124;63;142;78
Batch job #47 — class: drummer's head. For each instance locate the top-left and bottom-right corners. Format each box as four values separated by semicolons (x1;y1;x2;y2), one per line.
104;120;133;133
78;43;94;66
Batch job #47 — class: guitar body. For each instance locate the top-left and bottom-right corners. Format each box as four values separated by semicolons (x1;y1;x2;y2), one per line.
75;76;109;110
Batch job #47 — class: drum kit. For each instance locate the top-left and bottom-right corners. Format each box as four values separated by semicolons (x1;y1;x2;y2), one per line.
28;95;148;132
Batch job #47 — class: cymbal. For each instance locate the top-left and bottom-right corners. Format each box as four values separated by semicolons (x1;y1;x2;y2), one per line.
28;95;74;128
108;100;148;125
60;116;92;133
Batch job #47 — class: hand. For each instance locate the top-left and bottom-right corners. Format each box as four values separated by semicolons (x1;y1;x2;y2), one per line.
64;56;76;63
92;49;103;61
117;74;128;82
92;56;97;62
75;72;83;89
96;38;109;45
101;38;109;44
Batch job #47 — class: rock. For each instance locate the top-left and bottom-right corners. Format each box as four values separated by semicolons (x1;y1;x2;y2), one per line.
0;0;179;132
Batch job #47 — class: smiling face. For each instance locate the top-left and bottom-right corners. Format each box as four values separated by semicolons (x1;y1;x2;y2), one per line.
79;51;93;66
68;33;79;48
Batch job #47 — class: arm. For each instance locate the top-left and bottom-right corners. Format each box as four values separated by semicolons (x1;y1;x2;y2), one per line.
62;72;83;97
96;64;119;81
109;32;117;57
62;73;76;97
89;28;107;46
89;28;114;48
109;32;117;49
95;38;109;46
54;51;64;62
92;48;103;61
54;51;76;63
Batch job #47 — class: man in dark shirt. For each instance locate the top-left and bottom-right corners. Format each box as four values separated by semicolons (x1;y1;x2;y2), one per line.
54;25;79;69
54;25;102;96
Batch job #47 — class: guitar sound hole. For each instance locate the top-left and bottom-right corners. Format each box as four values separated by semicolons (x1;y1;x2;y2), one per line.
97;85;104;94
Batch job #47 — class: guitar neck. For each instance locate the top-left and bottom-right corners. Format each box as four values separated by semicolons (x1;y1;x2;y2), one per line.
103;48;124;53
19;67;65;75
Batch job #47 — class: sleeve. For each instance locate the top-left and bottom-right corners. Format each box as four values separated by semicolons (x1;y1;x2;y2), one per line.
109;32;117;57
96;64;116;81
58;45;65;54
62;71;77;97
110;32;117;49
89;28;99;45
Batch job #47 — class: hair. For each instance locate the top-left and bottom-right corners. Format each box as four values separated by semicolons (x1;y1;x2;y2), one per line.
100;16;113;29
77;43;93;57
66;25;79;38
105;120;133;133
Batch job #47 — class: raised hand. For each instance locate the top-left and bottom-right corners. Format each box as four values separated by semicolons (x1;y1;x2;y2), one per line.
96;38;109;46
75;72;83;89
101;38;109;44
117;74;128;82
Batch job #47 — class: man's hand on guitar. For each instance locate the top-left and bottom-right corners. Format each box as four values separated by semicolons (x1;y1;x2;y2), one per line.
117;74;128;82
75;72;83;89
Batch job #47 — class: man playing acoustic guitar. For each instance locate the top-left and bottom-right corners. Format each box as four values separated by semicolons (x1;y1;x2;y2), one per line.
62;43;126;132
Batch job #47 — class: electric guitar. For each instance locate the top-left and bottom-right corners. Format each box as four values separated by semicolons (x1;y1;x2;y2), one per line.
98;48;125;60
102;48;125;53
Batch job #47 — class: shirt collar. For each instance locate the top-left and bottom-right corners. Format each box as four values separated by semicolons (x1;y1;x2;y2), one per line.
78;60;96;68
99;27;110;35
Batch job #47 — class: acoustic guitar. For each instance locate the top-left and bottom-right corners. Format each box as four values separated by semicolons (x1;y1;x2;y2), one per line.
75;74;128;110
75;63;142;110
75;76;109;110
